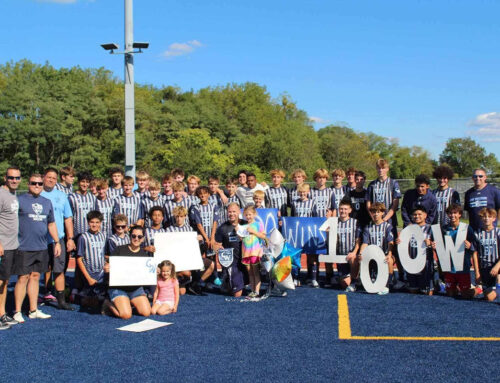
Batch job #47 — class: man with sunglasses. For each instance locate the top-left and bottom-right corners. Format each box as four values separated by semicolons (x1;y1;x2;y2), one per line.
0;167;21;329
13;174;61;323
464;168;500;231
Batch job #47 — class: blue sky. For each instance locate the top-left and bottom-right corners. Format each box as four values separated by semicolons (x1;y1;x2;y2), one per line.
2;0;500;159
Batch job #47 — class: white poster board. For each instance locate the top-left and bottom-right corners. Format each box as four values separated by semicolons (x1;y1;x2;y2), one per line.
397;224;427;274
359;245;389;293
153;232;204;272
109;256;157;287
117;319;173;332
318;217;346;263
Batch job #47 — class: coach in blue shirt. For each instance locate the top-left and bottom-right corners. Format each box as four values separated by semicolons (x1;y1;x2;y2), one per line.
464;168;500;231
401;174;438;227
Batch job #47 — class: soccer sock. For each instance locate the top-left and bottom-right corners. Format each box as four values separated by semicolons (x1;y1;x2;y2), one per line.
312;264;318;281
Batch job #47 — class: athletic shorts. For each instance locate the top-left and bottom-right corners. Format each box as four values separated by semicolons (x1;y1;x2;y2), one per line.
108;286;146;302
242;256;260;265
0;249;16;280
444;273;471;293
221;261;245;294
479;268;497;291
337;263;351;279
15;250;49;275
48;241;68;274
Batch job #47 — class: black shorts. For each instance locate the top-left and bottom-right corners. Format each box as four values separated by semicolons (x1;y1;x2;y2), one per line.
48;241;68;274
15;250;49;275
222;261;245;294
0;249;17;280
480;268;497;291
337;263;351;278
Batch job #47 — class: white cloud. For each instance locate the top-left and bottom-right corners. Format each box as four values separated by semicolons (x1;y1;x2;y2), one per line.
468;112;500;141
309;116;328;124
162;40;203;58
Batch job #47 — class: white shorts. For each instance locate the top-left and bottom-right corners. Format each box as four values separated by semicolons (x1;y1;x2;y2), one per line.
155;300;174;307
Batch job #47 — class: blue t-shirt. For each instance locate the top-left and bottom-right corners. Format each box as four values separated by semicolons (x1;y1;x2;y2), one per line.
18;193;55;251
464;184;500;230
41;188;73;242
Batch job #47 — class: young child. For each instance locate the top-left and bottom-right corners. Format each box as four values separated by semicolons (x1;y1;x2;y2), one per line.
336;200;361;292
219;178;242;224
55;166;75;195
189;186;220;285
68;171;97;239
252;190;265;209
134;170;150;199
76;211;107;307
107;167;124;199
113;176;143;227
288;169;307;207
151;260;179;315
186;175;201;205
95;179;114;238
240;205;267;297
105;214;130;256
347;171;370;229
432;165;461;225
472;208;500;302
401;174;437;227
398;206;434;295
359;202;396;295
140;179;165;228
439;204;476;299
164;181;193;227
292;183;318;287
265;169;288;220
161;173;174;202
330;168;349;216
345;167;357;191
143;207;166;255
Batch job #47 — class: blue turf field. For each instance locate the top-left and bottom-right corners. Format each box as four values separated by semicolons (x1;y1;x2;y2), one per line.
1;283;499;382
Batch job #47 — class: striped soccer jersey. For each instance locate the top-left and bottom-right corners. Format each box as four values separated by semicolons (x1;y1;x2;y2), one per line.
134;189;151;199
94;197;114;238
140;196;166;228
165;224;193;233
362;221;394;254
473;228;500;268
220;195;242;224
189;203;219;239
69;192;97;236
77;231;106;273
105;234;130;255
160;192;174;202
330;185;350;211
113;194;142;226
107;187;123;200
164;198;192;226
265;186;288;218
366;178;402;211
432;187;460;225
291;199;317;217
144;227;166;248
55;183;73;195
186;194;201;206
311;187;333;217
288;186;310;207
336;217;361;255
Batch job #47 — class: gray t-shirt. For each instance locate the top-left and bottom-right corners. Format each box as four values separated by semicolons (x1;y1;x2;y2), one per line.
0;187;19;250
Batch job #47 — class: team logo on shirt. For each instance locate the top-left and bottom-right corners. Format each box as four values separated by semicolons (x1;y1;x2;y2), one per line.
10;200;19;213
29;203;47;221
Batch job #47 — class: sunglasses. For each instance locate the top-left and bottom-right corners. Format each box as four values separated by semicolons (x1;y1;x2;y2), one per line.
472;175;484;179
29;182;43;186
130;234;144;240
7;176;21;180
115;225;127;229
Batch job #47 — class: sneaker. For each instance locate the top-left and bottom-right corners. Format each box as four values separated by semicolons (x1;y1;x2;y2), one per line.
247;291;259;298
13;312;25;324
0;322;10;330
28;309;51;319
1;314;19;326
213;277;222;287
377;287;389;295
43;293;57;302
345;284;357;292
392;280;406;290
311;279;319;288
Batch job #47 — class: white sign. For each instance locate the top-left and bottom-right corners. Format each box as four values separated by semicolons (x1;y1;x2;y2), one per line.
318;217;346;264
109;256;157;287
397;225;427;274
431;223;467;272
153;232;204;272
359;245;389;293
117;319;172;333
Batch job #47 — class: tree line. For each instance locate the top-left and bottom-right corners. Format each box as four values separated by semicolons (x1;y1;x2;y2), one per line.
0;60;498;182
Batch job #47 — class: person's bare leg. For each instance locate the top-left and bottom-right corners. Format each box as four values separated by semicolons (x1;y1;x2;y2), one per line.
156;304;173;315
44;269;52;293
27;272;40;312
14;275;29;312
0;280;7;316
131;296;151;317
253;265;261;293
110;296;132;319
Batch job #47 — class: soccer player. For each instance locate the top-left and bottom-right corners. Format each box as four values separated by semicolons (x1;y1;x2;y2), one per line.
107;167;124;199
288;169;307;207
401;174;438;227
161;173;174;201
336;200;361;291
164;181;192;226
347;171;370;228
236;172;268;208
41;167;75;310
94;179;114;238
311;168;333;218
331;168;349;216
14;174;61;322
113;176;143;227
265;169;288;220
186;175;201;205
208;175;227;210
139;179;164;228
472;208;500;302
0;166;21;328
55;166;75;195
76;211;107;307
252;190;265;209
345;167;357;191
134;170;150;199
68;171;96;239
220;178;242;224
171;168;185;183
464;168;500;231
143;206;166;255
359;202;396;295
105;214;130;256
432;165;460;226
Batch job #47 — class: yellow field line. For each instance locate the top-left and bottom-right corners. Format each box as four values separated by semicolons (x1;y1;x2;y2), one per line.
337;294;500;342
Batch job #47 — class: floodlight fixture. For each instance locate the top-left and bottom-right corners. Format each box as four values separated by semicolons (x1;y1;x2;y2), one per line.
133;42;149;50
101;43;119;53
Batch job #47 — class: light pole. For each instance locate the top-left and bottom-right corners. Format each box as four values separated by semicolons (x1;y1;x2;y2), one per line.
101;0;149;179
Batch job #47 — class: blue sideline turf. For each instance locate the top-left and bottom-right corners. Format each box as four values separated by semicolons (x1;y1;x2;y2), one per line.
1;285;499;382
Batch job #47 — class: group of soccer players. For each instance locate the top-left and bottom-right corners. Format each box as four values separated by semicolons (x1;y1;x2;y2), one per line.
0;158;499;328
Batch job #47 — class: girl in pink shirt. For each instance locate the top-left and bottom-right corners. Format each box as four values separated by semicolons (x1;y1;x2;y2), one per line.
151;260;179;315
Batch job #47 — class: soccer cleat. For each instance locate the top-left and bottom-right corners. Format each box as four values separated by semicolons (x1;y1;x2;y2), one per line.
345;284;357;292
1;314;19;326
311;279;319;288
28;309;51;319
377;287;389;295
213;277;222;287
13;312;25;324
